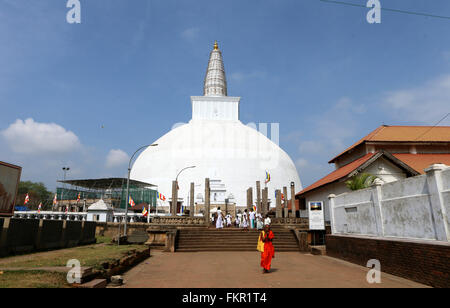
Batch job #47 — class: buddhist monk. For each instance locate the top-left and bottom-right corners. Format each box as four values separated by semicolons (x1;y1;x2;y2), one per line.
260;224;275;273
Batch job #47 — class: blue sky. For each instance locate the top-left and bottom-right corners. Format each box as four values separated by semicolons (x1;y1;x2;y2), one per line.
1;0;450;191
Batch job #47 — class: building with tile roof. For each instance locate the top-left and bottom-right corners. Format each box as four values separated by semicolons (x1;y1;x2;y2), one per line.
296;125;450;222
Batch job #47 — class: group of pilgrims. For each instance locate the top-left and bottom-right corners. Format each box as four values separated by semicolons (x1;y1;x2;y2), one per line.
212;207;271;230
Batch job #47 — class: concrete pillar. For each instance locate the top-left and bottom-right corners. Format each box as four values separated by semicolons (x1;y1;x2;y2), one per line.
190;182;195;218
246;188;253;211
171;181;178;216
256;181;261;214
205;178;210;226
371;178;385;237
328;194;337;234
290;182;296;218
425;164;449;241
283;186;288;218
262;187;268;216
275;189;282;218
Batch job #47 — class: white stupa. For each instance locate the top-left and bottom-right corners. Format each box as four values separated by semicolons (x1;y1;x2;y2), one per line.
131;41;302;209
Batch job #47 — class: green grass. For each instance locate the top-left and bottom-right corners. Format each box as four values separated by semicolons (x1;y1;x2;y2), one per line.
0;239;147;271
0;270;70;288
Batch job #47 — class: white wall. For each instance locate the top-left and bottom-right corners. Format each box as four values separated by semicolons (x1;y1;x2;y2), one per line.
329;164;450;242
302;156;408;223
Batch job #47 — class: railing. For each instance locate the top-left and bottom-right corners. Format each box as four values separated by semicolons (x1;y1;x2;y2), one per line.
150;216;206;225
271;217;309;225
14;211;87;221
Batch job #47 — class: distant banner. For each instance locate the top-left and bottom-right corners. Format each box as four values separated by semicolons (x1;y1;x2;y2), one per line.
308;201;325;230
0;161;22;217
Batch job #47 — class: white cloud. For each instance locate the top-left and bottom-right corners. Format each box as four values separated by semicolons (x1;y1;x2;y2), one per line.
384;75;450;125
1;118;81;154
105;149;129;169
290;97;368;186
230;71;267;83
180;27;200;41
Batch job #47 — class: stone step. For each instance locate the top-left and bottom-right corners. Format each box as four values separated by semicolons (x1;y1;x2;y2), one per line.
178;232;294;236
178;236;295;240
178;240;296;245
311;245;327;256
176;247;299;252
176;228;299;252
177;244;298;249
79;279;108;289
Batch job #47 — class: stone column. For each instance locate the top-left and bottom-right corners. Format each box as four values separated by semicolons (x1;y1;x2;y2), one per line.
328;194;337;234
290;182;296;218
247;188;253;211
256;181;261;214
371;178;385;237
283;186;288;218
425;164;449;241
205;178;210;226
190;182;195;217
275;189;282;218
262;187;268;216
171;181;178;216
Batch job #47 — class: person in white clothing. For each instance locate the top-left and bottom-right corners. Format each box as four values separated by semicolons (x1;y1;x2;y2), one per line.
225;214;232;227
242;209;249;231
249;209;256;229
216;207;224;229
256;213;264;230
264;214;271;226
236;211;242;228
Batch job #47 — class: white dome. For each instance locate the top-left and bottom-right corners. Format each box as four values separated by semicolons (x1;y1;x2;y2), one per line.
131;42;301;208
131;119;302;208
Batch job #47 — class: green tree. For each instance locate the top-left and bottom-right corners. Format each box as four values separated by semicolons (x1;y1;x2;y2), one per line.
345;173;378;191
17;181;53;210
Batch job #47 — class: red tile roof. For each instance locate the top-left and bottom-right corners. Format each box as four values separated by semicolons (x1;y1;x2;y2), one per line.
283;199;300;211
393;154;450;174
329;125;450;163
297;153;376;196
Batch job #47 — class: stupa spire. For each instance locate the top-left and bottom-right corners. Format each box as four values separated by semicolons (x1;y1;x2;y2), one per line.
203;41;227;97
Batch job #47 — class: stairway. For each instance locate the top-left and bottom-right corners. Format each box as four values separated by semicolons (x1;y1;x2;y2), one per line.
176;226;299;252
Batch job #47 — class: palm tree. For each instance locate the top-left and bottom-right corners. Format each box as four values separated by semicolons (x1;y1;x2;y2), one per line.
345;173;378;191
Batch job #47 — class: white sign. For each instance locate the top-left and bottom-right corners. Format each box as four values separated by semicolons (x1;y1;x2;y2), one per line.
308;201;325;230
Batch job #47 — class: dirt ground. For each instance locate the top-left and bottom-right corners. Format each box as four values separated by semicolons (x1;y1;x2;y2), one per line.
119;251;428;288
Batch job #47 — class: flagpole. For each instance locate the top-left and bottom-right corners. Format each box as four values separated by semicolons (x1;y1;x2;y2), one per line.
124;144;158;237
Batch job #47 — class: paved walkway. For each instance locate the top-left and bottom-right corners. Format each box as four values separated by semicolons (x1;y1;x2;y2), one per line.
119;251;427;288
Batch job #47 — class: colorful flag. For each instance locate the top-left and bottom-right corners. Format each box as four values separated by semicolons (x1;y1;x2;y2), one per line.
77;193;81;202
24;193;30;205
158;193;166;201
129;196;135;207
265;171;271;184
142;206;148;217
253;205;257;212
53;194;57;205
38;203;42;213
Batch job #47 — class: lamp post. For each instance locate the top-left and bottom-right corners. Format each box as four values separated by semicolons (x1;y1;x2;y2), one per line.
172;166;196;216
124;144;158;236
61;167;70;211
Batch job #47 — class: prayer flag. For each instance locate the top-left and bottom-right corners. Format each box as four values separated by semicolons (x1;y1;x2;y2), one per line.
129;196;135;207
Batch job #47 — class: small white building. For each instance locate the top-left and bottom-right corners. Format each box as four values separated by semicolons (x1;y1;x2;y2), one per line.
87;199;114;222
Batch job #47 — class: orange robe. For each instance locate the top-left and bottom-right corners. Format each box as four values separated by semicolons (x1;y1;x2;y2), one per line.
260;230;275;270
